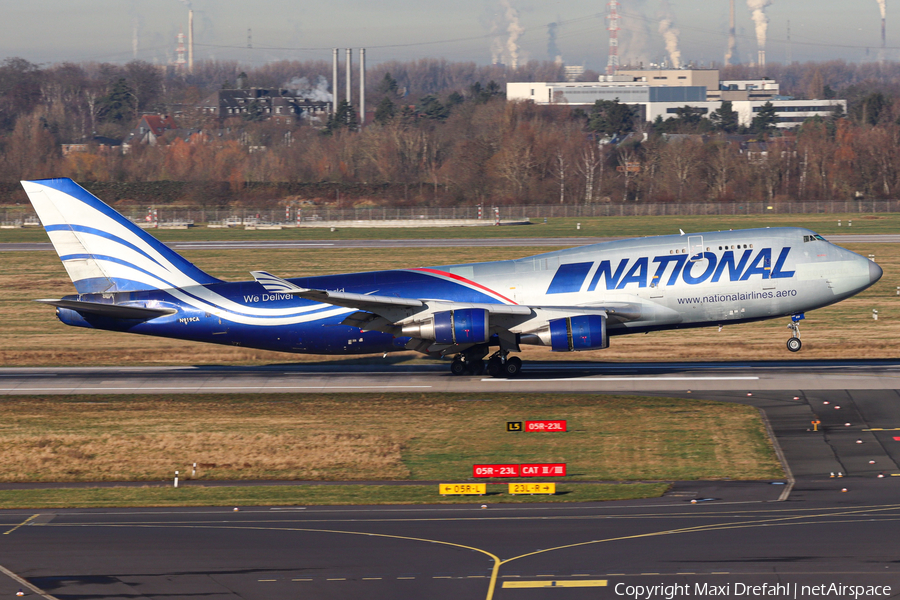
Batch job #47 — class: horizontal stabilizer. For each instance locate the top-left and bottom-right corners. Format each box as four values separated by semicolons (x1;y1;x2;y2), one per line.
36;299;177;320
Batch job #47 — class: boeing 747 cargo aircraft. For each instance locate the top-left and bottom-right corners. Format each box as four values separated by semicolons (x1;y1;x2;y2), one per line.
21;178;882;377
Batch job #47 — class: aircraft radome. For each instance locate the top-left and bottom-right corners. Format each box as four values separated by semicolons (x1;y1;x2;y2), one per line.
21;178;883;377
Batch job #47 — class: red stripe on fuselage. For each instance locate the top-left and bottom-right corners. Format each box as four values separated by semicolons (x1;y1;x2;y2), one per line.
410;268;518;305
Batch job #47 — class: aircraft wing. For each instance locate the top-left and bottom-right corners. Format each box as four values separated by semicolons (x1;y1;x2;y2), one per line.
252;271;641;356
251;271;533;316
37;299;177;320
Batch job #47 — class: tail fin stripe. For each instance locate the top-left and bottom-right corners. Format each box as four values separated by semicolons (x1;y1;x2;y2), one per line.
58;254;177;290
23;179;221;291
45;224;168;271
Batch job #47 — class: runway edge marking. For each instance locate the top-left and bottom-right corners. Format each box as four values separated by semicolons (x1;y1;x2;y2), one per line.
0;564;60;600
757;407;795;501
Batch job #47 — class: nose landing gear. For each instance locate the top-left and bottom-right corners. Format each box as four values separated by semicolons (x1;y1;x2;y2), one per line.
786;313;804;352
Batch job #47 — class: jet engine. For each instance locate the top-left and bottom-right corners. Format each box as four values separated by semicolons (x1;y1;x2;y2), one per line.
548;314;608;352
401;308;490;345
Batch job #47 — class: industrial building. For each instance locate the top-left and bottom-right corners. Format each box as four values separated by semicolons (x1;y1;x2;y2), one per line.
197;88;330;125
506;69;845;129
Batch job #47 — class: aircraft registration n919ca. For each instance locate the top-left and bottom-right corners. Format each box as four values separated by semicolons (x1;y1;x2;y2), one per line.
22;178;883;378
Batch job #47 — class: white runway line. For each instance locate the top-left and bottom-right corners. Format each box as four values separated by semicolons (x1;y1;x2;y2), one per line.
483;376;760;382
175;243;335;248
0;385;433;391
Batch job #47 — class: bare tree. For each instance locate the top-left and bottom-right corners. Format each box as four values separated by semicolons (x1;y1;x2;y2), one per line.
575;143;603;204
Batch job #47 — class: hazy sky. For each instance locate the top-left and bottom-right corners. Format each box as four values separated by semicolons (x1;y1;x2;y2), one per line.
1;1;893;71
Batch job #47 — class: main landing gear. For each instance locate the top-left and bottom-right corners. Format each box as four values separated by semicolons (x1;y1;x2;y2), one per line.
450;346;522;378
786;313;804;352
450;345;489;376
486;352;522;378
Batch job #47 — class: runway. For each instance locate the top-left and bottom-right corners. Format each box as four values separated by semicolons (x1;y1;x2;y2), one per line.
2;363;900;599
1;233;898;252
1;359;899;394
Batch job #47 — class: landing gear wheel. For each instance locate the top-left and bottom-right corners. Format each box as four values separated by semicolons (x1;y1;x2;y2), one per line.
486;356;502;377
503;356;522;378
786;314;803;352
450;358;467;376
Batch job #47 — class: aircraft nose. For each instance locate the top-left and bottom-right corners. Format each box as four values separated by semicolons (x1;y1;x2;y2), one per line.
869;259;883;285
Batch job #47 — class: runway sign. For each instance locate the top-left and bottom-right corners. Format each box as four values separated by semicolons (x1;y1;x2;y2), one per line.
473;464;519;477
503;580;607;588
509;482;556;495
521;463;567;477
506;421;522;431
439;483;486;495
526;420;566;432
474;463;567;477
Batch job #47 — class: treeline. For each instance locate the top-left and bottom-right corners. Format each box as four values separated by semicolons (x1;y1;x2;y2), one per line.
1;56;900;207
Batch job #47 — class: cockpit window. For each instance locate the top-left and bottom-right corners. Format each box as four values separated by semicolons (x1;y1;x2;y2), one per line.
804;234;828;242
814;234;827;241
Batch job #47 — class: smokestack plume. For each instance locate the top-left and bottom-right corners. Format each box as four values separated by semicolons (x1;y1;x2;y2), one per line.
132;18;139;59
547;22;562;63
658;16;681;69
725;0;736;65
502;0;524;69
747;0;771;73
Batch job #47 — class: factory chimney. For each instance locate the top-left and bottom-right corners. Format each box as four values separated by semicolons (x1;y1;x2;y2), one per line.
359;48;366;125
332;49;338;114
346;48;352;106
188;9;194;74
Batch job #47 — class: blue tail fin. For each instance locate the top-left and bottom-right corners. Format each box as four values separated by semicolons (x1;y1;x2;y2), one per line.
21;178;222;294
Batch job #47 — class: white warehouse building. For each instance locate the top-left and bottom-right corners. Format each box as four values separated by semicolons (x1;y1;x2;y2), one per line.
506;73;845;129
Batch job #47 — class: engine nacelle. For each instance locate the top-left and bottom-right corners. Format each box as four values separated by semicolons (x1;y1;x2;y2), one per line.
548;314;608;352
402;308;489;345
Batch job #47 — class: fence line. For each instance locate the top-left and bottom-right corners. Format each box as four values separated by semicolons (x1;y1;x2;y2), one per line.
3;200;900;227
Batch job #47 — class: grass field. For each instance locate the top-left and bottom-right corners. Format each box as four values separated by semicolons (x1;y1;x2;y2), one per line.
1;241;896;366
0;394;782;484
1;212;898;243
